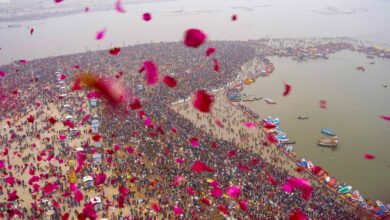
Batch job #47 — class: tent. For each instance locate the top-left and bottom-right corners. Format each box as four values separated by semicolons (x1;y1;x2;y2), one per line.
83;176;94;188
90;197;102;210
93;154;102;165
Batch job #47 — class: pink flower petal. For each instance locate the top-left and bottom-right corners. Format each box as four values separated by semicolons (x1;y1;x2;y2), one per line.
0;71;5;78
143;12;152;21
115;0;126;13
96;28;106;40
243;121;256;129
363;153;376;160
213;58;220;72
289;209;308;220
163;75;177;88
84;7;89;12
184;28;206;48
30;28;34;35
19;59;28;63
74;190;83;202
95;173;106;186
54;0;63;3
218;205;230;215
283;82;292;96
189;137;199;147
27;115;35;123
201;197;211;206
380;115;390;121
63;119;75;129
237;200;248;211
191;160;215;173
80;114;91;125
151;203;160;213
231;14;237;21
173;206;183;215
193;90;214;113
175;158;185;164
282;178;313;201
214;118;224;128
211;187;223;198
109;47;121;55
320;100;327;109
5;176;15;186
141;60;159;86
186;186;195;195
206;47;215;57
226;186;241;198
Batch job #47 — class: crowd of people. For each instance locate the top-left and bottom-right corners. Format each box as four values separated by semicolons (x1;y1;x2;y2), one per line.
0;39;379;219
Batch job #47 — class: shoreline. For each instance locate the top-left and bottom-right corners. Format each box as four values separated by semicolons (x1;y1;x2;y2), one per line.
172;56;387;218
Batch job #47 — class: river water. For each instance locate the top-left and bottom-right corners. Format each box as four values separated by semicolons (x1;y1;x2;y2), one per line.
0;0;389;202
243;51;390;202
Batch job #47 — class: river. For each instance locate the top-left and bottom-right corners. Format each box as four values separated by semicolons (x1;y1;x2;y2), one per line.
243;50;390;202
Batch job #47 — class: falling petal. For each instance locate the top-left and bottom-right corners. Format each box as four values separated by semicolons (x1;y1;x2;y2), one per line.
193;90;214;113
63;119;75;129
143;12;152;21
130;98;142;110
184;29;206;48
237;200;248;211
30;28;34;35
115;0;126;13
141;61;159;86
243;122;256;129
231;14;237;21
163;75;177;88
282;178;313;201
214;118;224;128
173;206;183;215
175;158;185;164
92;134;102;142
206;47;215;57
218;205;230;215
363;153;376;160
84;7;89;12
289;209;308;220
27;115;35;123
151;203;161;213
379;115;390;121
80;114;91;125
211;187;223;198
201;197;211;206
0;71;5;78
19;60;28;63
191;160;215;173
190;137;199;147
283;82;292;96
186;187;195;195
213;58;219;72
320;100;327;109
48;117;57;125
74;190;83;202
109;47;121;55
96;28;106;40
54;0;63;3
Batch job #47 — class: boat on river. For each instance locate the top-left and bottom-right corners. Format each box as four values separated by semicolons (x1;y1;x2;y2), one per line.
376;201;390;213
338;185;352;194
265;98;276;104
318;137;338;147
298;115;309;120
321;128;336;136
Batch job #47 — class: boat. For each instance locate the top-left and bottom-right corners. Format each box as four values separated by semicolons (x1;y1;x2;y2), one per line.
383;84;388;88
369;61;375;65
318;140;337;147
244;79;254;85
318;136;338;142
350;190;360;202
283;140;296;145
367;55;375;59
321;128;336;136
265;98;276;104
338;185;352;194
376;200;390;213
356;66;366;71
297;116;309;120
273;117;280;125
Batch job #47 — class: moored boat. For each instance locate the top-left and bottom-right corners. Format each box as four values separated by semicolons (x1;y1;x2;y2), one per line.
351;190;360;202
265;98;276;104
338;185;352;194
321;128;336;136
318;140;337;147
297;115;309;120
376;200;390;213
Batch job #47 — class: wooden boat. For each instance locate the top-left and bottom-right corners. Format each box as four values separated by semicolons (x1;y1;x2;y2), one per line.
338;185;352;194
351;190;360;202
356;66;366;71
318;136;338;142
376;200;390;213
367;55;375;59
318;140;337;147
265;98;276;104
297;116;309;120
321;128;336;136
283;140;296;145
369;61;375;65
